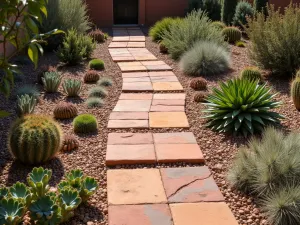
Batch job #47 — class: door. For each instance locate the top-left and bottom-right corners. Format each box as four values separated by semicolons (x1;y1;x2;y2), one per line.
114;0;139;24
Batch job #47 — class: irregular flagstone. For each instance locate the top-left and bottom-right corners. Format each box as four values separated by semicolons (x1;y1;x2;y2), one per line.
108;204;173;225
108;133;153;145
113;100;152;112
170;203;238;225
153;132;197;144
160;167;223;203
107;169;167;205
149;112;189;128
107;120;148;128
109;112;149;120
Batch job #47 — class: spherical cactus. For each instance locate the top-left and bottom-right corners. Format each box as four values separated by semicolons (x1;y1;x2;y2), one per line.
73;114;98;134
8;114;63;165
61;135;79;152
88;28;106;43
222;27;242;43
240;67;263;82
89;59;105;70
211;21;226;30
53;102;78;119
84;70;100;83
194;92;208;103
291;70;300;111
189;78;208;90
159;42;168;54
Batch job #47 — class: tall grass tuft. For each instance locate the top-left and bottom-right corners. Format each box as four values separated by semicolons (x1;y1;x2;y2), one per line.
149;17;182;42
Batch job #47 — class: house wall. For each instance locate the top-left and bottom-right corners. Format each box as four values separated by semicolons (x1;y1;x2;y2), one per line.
86;0;113;27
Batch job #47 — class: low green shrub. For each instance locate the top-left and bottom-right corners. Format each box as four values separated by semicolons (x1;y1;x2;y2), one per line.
233;1;254;27
240;67;262;82
73;114;98;133
203;78;283;136
89;59;105;70
17;94;37;117
149;17;182;42
42;71;62;93
162;10;227;60
97;77;113;87
222;27;242;43
62;79;82;97
16;84;40;100
8;115;63;165
180;41;230;76
88;86;108;98
246;4;300;76
86;97;104;108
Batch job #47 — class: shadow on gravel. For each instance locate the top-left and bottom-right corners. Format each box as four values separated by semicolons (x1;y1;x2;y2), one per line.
266;75;292;96
73;203;105;224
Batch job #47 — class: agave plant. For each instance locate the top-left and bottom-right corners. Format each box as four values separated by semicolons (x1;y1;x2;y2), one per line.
0;198;26;225
80;177;98;202
62;79;82;97
17;94;37;117
203;78;283;136
42;71;62;93
0;187;8;200
27;167;52;199
29;196;61;225
9;182;32;206
59;189;81;222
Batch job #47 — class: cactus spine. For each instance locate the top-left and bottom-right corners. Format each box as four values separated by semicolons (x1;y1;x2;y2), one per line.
8;115;63;165
222;27;242;43
291;70;300;111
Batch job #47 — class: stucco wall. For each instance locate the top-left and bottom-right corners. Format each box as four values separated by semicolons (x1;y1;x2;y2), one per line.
86;0;113;27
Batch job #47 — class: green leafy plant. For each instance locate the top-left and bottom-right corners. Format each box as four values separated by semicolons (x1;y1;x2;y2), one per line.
233;1;254;27
73;114;98;134
16;84;40;100
88;86;108;98
189;78;207;90
17;94;37;117
53;102;78;119
240;67;263;82
88;59;105;70
291;70;300;110
149;17;182;42
221;0;238;25
203;78;283;136
162;10;227;60
84;70;100;83
58;189;81;222
0;198;26;225
8;115;63;165
9;182;32;207
86;97;104;108
180;40;230;76
97;77;113;87
27;167;52;199
0;187;8;200
246;4;300;76
222;27;242;43
62;79;82;97
88;28;107;43
42;71;62;93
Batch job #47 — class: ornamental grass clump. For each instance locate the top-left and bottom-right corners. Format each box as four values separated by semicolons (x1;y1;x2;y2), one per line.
149;17;182;42
162;10;227;60
97;77;113;87
203;78;283;136
180;41;230;76
88;86;107;98
86;97;104;108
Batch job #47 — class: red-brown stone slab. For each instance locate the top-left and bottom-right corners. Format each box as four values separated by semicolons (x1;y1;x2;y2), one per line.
119;93;153;100
108;120;148;128
153;94;186;100
152;99;185;106
153;133;197;144
152;82;183;91
150;106;185;112
122;82;153;92
109;112;149;120
170;203;238;225
107;169;167;205
155;144;204;163
112;56;135;62
160;167;223;203
108;204;173;225
149;71;175;77
108;133;153;145
113;100;152;112
106;144;156;165
123;77;151;83
122;72;149;78
149;112;189;128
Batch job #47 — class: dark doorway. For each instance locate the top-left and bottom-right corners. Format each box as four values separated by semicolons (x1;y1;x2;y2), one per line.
114;0;139;24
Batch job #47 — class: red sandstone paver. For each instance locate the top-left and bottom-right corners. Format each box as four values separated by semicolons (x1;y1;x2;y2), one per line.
152;82;183;91
153;93;186;100
150;76;179;82
106;144;156;165
170;203;238;225
107;120;148;128
146;65;173;71
152;99;185;106
122;82;153;92
109;112;149;120
149;112;189;128
123;77;151;82
150;106;185;112
108;204;173;225
114;100;152;112
160;167;223;203
155;144;204;163
107;169;167;205
109;42;128;48
108;133;153;145
119;93;153;100
149;71;175;76
112;56;135;62
153;132;197;144
122;72;149;78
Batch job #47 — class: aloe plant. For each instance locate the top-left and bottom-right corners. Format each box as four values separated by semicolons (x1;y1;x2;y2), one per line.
27;167;52;199
80;177;98;202
9;182;32;206
59;189;81;222
0;187;8;200
0;198;26;225
29;196;62;225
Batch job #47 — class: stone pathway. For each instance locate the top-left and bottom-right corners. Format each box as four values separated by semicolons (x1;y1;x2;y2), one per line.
106;28;238;225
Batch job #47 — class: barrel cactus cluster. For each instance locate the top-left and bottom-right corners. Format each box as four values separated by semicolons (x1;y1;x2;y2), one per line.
61;135;79;152
8;115;63;165
291;70;300;110
222;26;242;43
54;102;78;119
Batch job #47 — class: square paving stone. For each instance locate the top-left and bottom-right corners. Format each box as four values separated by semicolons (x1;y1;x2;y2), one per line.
123;77;151;83
155;144;204;163
108;133;153;145
149;112;189;128
107;169;167;205
106;144;156;165
120;93;153;100
153;133;197;144
109;112;149;120
114;100;152;112
122;72;149;78
152;99;185;106
108;120;148;129
160;167;223;203
108;204;173;225
109;42;128;48
150;106;185;112
127;42;145;48
150;76;179;82
153;94;186;100
122;82;153;92
152;82;183;91
149;71;175;77
170;203;238;225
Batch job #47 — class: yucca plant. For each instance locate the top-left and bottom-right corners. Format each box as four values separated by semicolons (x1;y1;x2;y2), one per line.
62;79;82;97
17;94;37;117
27;167;52;199
203;78;283;136
0;198;26;225
42;71;62;93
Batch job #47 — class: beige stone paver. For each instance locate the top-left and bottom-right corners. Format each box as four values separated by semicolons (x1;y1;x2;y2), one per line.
152;82;183;91
107;169;167;205
170;203;238;225
118;61;172;72
108;204;173;225
107;120;148;129
119;93;153;100
153;93;186;100
149;112;189;128
122;82;153;92
109;42;145;48
110;48;157;62
109;112;149;120
113;100;152;112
